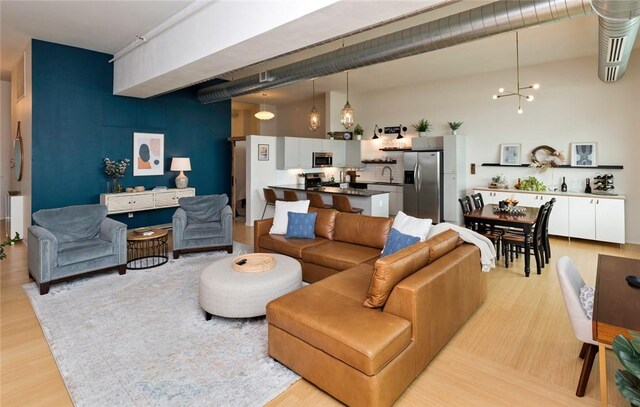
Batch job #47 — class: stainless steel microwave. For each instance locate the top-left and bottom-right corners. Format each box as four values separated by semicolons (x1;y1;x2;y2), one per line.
313;152;333;168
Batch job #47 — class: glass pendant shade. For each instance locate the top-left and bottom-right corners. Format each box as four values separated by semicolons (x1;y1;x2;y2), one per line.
308;80;320;132
308;106;320;132
340;101;354;129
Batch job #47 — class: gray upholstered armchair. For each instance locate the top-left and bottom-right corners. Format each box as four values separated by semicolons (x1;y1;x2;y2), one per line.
28;204;127;295
172;194;233;259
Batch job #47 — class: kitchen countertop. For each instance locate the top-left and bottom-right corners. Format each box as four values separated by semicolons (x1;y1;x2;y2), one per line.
269;184;390;197
473;187;625;199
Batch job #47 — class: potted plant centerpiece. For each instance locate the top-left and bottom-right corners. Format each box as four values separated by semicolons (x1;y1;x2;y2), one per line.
448;121;463;135
104;157;130;193
412;119;431;137
353;124;364;140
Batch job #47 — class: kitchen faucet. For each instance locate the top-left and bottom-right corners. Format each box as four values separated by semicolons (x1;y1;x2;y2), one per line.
382;166;393;183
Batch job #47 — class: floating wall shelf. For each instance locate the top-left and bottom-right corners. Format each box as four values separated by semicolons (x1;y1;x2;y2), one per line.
362;160;397;164
481;163;624;170
379;148;412;151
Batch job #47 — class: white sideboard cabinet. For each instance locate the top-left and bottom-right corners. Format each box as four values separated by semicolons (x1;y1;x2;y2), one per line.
473;188;625;244
100;188;195;214
5;192;24;239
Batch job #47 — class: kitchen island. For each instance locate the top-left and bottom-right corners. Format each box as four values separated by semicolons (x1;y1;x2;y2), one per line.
269;185;390;217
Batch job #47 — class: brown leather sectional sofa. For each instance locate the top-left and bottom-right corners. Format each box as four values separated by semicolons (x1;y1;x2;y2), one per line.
254;208;487;406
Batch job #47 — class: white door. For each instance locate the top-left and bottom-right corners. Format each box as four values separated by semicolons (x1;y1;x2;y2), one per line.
514;192;544;208
568;197;596;240
345;141;361;167
444;174;461;224
332;140;346;167
595;198;625;243
547;195;569;237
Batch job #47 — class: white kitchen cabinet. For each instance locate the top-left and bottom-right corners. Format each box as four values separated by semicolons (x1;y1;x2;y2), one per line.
444;174;464;224
594;198;625;243
311;139;331;152
477;190;511;205
100;188;195;214
546;195;569;237
277;137;301;169
443;134;465;175
299;138;313;168
569;197;597;240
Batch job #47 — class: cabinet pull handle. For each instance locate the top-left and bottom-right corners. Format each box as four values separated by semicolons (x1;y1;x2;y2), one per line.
590;199;593;204
596;199;599;204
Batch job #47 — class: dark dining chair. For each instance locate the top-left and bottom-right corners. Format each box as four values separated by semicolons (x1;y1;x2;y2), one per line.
307;192;332;209
262;188;280;219
332;195;363;214
470;193;484;210
283;190;299;202
541;198;556;264
503;201;550;275
459;196;501;260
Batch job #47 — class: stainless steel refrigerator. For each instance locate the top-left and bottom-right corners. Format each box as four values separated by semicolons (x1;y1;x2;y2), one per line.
403;151;443;222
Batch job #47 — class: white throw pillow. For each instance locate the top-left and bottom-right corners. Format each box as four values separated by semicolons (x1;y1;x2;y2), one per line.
269;200;310;235
391;211;432;242
579;285;595;320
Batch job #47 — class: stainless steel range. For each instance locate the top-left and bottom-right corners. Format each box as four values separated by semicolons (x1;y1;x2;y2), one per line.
305;172;339;189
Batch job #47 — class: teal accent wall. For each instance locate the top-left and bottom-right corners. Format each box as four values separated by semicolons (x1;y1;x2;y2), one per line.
31;40;231;227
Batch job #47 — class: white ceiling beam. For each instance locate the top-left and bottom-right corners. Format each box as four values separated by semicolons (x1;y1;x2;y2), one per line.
113;0;449;98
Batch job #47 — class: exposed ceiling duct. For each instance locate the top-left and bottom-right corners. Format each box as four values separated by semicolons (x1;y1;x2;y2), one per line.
592;0;640;82
198;0;595;104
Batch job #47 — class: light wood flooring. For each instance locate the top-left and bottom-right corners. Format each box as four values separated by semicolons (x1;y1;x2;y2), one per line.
1;219;638;406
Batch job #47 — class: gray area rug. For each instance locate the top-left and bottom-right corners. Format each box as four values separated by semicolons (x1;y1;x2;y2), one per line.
23;242;300;406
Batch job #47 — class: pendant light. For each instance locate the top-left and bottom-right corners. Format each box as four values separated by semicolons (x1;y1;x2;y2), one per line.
255;93;275;120
308;80;320;132
340;71;354;129
492;32;539;114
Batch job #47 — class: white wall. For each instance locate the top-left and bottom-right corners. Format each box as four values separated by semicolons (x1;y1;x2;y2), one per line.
1;81;11;221
273;53;640;243
276;94;326;137
10;43;32;240
246;135;278;226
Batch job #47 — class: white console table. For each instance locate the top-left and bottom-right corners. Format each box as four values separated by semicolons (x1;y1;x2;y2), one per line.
100;188;195;214
5;192;24;239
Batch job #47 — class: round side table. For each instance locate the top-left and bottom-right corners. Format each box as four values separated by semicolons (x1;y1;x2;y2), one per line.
127;229;169;269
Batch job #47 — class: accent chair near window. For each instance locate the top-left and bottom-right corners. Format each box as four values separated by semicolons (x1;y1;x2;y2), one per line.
172;194;233;259
28;204;127;295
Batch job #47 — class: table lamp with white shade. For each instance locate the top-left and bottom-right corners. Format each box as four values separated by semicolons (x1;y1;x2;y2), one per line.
170;157;191;189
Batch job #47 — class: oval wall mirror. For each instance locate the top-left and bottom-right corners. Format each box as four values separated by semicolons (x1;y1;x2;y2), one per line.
14;121;23;181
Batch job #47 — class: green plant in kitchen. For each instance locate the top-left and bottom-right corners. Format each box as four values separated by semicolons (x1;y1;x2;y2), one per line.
412;119;431;136
353;124;364;136
519;176;547;191
448;121;463;134
490;174;507;188
612;331;640;407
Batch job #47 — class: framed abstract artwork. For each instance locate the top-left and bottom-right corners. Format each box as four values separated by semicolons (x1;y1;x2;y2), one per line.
500;143;521;166
258;144;269;161
133;132;164;176
571;142;597;167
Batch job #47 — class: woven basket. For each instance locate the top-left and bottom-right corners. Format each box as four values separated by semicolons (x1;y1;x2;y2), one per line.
232;253;276;273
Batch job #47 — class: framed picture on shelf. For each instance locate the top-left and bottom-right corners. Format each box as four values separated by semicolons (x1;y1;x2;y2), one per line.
258;144;269;161
133;132;164;176
571;142;597;167
500;144;521;166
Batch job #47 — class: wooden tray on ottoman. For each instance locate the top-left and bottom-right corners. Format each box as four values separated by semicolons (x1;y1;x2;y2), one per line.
232;253;276;273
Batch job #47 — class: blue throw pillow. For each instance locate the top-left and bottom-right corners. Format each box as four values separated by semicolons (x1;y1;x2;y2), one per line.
381;228;420;258
285;212;317;239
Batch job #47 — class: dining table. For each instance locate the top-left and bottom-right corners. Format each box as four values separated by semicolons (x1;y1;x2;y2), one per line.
592;254;640;407
463;205;539;276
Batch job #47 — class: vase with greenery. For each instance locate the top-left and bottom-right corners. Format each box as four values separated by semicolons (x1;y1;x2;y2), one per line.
412;119;431;137
353;124;364;140
104;157;130;193
613;331;640;406
448;121;463;135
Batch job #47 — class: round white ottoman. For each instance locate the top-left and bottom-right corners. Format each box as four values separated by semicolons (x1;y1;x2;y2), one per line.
199;253;302;319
